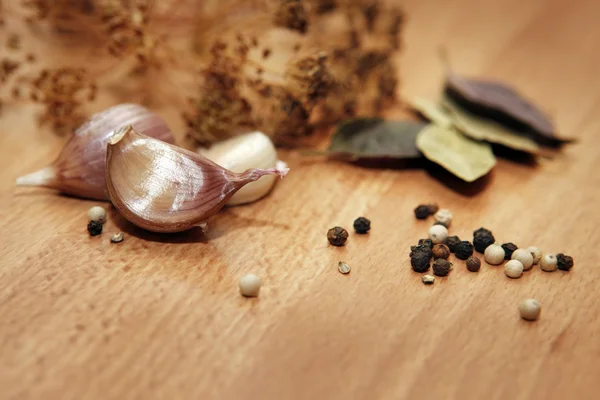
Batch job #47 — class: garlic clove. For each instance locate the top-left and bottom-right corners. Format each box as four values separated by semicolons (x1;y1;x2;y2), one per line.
197;131;285;206
16;103;174;200
106;126;289;233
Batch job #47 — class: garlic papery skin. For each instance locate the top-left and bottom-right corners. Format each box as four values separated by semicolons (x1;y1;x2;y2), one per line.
106;126;289;233
197;131;285;206
16;104;174;200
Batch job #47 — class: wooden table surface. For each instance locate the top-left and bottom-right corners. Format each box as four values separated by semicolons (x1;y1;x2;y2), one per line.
2;1;600;399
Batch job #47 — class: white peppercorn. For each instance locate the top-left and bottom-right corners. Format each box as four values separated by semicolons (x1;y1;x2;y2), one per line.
88;206;107;224
434;209;453;227
504;260;524;278
422;274;435;285
511;248;534;271
540;254;558;272
484;243;505;265
428;224;448;244
239;273;261;297
527;246;542;264
519;299;541;321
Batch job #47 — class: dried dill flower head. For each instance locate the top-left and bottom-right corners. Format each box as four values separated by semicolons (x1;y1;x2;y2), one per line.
285;51;334;107
184;41;255;145
27;67;96;134
274;0;308;33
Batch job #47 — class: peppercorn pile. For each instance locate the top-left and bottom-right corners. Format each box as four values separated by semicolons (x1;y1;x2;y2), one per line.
410;204;575;284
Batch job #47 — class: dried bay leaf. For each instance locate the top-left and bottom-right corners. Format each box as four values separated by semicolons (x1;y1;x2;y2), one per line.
404;97;453;128
327;118;426;160
407;96;541;155
441;96;541;154
416;124;496;182
445;71;573;145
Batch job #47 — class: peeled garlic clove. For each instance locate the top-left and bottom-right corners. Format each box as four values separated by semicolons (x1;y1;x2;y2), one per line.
106;126;289;233
197;131;286;206
16;103;174;200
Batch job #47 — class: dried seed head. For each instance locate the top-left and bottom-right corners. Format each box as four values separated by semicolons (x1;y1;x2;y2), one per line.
285;51;334;106
432;259;452;277
466;256;481;272
274;0;308;33
327;226;348;246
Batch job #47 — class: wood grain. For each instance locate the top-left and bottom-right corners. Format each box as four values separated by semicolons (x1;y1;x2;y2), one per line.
2;1;600;399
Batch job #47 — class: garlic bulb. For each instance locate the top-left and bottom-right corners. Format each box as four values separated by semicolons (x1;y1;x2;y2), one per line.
106;126;289;233
16;104;174;200
197;132;286;205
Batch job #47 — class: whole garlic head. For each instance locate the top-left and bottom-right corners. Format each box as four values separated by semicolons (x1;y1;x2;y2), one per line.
198;132;285;206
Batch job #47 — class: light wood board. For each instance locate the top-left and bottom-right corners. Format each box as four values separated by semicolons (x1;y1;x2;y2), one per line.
1;0;600;399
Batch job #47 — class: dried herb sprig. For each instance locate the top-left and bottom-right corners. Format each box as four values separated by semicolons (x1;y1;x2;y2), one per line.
26;67;97;134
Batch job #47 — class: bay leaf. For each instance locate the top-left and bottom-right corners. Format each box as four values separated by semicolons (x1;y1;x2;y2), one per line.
441;96;541;154
445;71;574;144
416;124;496;182
327;118;426;160
404;97;453;128
407;96;541;155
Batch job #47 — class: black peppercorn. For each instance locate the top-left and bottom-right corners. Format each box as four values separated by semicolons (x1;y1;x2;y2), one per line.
411;252;430;273
353;217;371;234
473;227;495;253
417;238;433;250
432;243;450;260
432;259;452;276
414;203;438;220
444;235;461;252
87;220;103;236
501;242;518;260
327;226;348;246
466;256;481;272
410;244;432;260
473;227;493;237
454;241;474;260
414;205;430;219
556;253;574;271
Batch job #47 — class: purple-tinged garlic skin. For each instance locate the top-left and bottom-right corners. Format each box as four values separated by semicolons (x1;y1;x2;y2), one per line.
16;104;174;200
106;126;289;233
